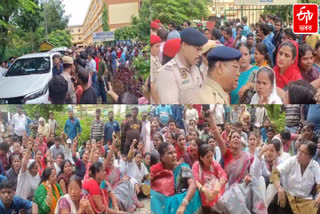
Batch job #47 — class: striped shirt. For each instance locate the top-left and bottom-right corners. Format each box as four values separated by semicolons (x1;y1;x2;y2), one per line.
90;119;104;141
285;105;301;127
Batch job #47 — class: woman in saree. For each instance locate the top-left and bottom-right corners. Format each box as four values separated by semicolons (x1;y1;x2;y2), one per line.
34;167;64;214
270;141;320;214
55;175;94;214
231;42;259;104
206;109;267;213
82;161;126;214
57;160;73;194
104;135;144;212
192;144;228;213
151;142;202;214
175;132;187;162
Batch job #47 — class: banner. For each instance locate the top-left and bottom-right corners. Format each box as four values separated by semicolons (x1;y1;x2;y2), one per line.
93;32;115;42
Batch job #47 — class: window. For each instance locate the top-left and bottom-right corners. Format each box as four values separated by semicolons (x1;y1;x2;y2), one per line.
71;30;74;33
79;37;81;40
78;29;81;32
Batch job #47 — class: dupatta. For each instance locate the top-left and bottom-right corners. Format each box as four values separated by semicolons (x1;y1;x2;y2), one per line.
274;40;302;89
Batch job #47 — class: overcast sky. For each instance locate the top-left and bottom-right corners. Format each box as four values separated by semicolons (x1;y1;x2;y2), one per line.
62;0;91;26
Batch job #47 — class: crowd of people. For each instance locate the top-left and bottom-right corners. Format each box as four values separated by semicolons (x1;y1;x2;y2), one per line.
149;104;320;214
150;15;320;105
0;105;151;213
48;43;151;105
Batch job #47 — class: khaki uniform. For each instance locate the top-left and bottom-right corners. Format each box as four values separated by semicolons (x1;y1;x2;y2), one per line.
195;78;230;104
156;55;202;104
61;72;77;104
199;63;208;82
150;55;162;84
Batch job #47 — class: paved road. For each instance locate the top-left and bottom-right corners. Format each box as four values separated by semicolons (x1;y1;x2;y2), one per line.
133;197;151;214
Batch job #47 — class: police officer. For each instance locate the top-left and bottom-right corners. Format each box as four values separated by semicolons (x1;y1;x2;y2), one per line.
150;35;162;104
199;40;216;82
195;46;242;104
156;27;208;104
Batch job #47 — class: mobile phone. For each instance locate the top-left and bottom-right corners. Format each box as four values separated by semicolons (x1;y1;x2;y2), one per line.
103;76;109;91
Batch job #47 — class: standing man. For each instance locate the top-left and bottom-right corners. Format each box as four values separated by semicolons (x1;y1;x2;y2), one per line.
61;56;77;104
195;46;242;104
48;112;58;137
156;104;172;128
11;106;26;141
87;53;97;93
258;23;275;67
97;52;107;104
140;111;149;144
111;48;117;73
123;107;142;155
104;111;120;145
52;55;63;77
64;110;81;140
29;112;40;138
272;18;283;66
167;23;181;40
90;109;104;142
156;28;208;104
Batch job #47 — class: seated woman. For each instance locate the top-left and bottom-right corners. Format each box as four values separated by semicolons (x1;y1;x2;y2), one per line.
82;162;126;214
55;175;94;214
174;133;187;162
182;138;204;168
298;44;319;83
57;160;73;194
192;144;228;213
16;141;41;201
283;80;317;104
34;167;64;214
127;140;150;197
104;136;144;212
250;67;282;104
5;154;22;186
270;141;320;214
151;142;202;214
206;109;267;213
274;41;302;90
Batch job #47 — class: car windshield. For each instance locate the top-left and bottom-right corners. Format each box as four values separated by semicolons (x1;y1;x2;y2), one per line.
5;57;50;77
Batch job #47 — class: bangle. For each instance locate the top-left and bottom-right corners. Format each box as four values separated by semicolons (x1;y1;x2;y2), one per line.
182;199;189;206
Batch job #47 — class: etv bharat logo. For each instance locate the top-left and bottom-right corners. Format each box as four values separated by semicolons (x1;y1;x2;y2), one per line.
293;4;318;34
296;6;313;24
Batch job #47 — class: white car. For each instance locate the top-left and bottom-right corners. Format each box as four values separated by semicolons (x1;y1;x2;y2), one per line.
49;47;68;55
0;52;61;104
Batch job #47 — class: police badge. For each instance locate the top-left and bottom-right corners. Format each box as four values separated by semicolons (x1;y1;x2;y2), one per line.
180;69;188;79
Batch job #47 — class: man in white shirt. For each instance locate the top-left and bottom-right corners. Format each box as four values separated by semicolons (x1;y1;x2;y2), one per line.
270;141;320;213
11;106;26;140
87;53;97;92
48;112;57;136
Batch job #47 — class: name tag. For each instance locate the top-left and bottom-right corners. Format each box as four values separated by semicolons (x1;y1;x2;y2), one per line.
181;79;190;85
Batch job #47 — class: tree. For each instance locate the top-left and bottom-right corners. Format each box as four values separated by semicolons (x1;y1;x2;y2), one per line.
151;0;209;25
48;29;72;47
102;4;110;32
132;0;150;42
0;0;38;60
41;0;70;34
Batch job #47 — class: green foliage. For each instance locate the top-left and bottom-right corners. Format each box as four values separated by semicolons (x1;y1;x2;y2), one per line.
41;0;70;34
48;30;72;48
132;56;150;81
151;0;209;25
102;4;110;32
23;105;65;120
114;26;138;41
265;105;286;133
132;0;150;42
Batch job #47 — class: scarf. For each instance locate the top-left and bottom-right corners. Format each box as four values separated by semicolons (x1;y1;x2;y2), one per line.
274;40;302;89
43;182;61;214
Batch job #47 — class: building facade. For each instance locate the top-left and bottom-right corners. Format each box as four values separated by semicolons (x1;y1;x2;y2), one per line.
68;25;84;47
68;0;141;47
